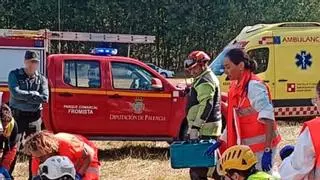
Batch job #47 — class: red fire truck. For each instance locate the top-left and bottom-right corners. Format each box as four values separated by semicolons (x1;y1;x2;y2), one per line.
0;29;225;141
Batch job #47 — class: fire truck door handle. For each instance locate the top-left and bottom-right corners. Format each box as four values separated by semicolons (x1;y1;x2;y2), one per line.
58;92;73;97
263;80;270;83
108;94;122;98
278;79;288;82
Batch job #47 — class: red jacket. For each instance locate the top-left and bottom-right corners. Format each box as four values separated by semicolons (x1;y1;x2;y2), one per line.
32;133;100;179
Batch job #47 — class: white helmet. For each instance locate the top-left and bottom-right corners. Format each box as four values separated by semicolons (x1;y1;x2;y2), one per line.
39;156;76;180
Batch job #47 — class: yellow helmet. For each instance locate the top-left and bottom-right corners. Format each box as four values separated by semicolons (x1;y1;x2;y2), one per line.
218;145;257;176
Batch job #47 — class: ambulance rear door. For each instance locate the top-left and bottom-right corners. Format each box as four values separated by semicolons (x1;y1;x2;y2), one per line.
274;32;318;107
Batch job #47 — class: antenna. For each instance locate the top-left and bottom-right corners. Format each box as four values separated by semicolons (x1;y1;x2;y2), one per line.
58;0;61;53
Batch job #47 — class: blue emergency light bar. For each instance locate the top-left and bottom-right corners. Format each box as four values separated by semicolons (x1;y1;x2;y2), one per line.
34;40;44;47
90;48;118;56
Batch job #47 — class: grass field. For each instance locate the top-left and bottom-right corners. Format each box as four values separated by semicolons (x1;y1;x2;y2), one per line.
12;120;303;180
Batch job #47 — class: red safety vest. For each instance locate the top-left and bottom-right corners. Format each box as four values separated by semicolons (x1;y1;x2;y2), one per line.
32;133;100;180
226;71;281;152
301;118;320;179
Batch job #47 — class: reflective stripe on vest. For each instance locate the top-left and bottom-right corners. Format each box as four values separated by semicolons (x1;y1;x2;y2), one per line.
233;79;281;152
236;106;256;117
234;103;281;152
242;130;280;147
226;74;281;152
200;121;222;137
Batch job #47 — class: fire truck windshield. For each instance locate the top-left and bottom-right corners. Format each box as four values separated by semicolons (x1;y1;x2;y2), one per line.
210;42;245;76
210;48;228;76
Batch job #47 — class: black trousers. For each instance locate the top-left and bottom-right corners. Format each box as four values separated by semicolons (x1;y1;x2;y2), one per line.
11;108;42;180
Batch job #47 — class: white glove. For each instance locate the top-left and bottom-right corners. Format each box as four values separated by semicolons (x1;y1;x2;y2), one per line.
189;128;199;140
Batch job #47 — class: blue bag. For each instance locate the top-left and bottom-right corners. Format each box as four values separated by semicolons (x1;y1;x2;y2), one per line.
170;140;217;169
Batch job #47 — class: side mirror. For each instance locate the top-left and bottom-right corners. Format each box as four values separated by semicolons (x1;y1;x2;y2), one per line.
151;78;163;90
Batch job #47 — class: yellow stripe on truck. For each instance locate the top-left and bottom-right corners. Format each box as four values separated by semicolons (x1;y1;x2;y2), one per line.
51;88;172;98
107;91;172;98
51;88;106;95
0;87;9;92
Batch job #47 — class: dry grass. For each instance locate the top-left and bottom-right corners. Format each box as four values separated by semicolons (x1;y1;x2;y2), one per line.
12;120;304;180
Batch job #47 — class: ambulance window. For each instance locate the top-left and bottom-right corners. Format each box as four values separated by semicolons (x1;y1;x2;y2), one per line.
210;49;229;75
247;48;269;74
111;62;155;91
64;60;101;88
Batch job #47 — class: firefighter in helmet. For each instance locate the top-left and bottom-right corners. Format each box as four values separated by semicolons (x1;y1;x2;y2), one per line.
184;51;222;180
218;145;278;180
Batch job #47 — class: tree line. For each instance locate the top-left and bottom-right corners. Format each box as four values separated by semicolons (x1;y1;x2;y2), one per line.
1;0;320;71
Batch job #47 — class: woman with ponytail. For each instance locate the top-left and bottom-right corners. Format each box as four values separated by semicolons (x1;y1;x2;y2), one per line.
224;48;281;172
206;48;281;174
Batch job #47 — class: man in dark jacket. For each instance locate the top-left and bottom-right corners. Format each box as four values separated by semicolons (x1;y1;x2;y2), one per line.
8;50;48;180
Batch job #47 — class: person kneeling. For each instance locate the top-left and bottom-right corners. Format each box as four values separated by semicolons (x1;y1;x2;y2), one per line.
218;145;278;180
23;131;100;180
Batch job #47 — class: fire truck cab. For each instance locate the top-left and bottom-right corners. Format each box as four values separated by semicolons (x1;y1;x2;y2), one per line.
0;29;197;141
44;51;188;140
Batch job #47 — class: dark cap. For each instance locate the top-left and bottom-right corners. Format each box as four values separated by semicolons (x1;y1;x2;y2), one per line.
25;50;40;61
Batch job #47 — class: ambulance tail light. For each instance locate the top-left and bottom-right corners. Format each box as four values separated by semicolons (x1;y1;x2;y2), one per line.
90;48;118;56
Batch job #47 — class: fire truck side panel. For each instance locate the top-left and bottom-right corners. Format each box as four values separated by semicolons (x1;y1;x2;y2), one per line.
47;55;109;135
105;58;175;136
44;54;187;139
0;29;191;141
